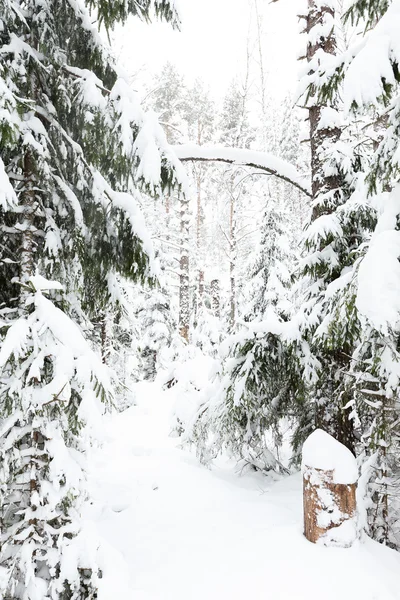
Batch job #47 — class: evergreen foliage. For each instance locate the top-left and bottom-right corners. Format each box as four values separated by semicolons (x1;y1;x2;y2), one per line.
334;0;400;547
0;280;109;598
137;285;175;381
0;0;182;596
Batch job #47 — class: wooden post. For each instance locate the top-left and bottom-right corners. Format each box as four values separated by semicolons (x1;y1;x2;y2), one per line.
302;429;358;547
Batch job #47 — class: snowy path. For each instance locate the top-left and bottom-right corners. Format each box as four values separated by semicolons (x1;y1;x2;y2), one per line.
89;383;400;600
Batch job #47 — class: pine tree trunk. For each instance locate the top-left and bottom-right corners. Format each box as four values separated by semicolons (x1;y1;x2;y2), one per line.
229;190;236;327
196;162;204;309
20;150;37;289
230;263;235;327
100;312;110;364
211;279;220;318
19;31;41;291
306;0;341;221
179;195;190;342
198;270;204;299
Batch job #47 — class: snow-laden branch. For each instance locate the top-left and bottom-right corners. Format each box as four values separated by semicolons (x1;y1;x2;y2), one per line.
173;144;311;198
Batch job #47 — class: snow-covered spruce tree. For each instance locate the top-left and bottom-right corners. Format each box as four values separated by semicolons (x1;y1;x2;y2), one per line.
0;0;182;596
208;98;308;471
208;201;296;472
94;274;146;409
178;182;300;469
0;277;112;599
320;0;400;548
219;78;254;149
290;0;375;456
150;61;185;144
136;285;175;381
242;202;293;322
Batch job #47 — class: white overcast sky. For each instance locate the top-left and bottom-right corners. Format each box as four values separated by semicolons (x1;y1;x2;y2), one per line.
112;0;300;101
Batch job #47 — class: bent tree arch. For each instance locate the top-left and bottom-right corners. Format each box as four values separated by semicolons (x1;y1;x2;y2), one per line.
172;143;311;198
171;142;311;336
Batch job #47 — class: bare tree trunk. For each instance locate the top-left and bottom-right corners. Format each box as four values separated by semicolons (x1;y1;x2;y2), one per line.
195;121;205;314
165;194;171;239
253;0;271;151
20;150;38;292
100;312;111;364
229;189;237;328
196;164;204;310
179;195;190;342
211;279;220;318
198;270;204;299
305;0;341;221
19;34;42;293
196;178;202;251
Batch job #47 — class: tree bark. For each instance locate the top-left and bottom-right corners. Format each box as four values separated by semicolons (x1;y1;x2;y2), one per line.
305;0;341;220
303;466;357;546
20;150;38;289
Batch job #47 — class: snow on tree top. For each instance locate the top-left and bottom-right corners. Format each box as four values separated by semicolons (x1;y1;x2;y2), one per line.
302;429;358;484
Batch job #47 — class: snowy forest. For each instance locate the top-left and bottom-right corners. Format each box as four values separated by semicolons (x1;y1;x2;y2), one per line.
1;0;400;598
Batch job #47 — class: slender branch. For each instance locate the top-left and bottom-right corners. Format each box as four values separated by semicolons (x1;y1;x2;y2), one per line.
173;144;311;197
42;382;68;407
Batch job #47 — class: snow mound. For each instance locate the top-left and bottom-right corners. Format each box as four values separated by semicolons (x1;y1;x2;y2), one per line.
302;429;358;484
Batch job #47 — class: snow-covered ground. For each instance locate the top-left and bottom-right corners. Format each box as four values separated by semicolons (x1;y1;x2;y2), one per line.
87;382;400;599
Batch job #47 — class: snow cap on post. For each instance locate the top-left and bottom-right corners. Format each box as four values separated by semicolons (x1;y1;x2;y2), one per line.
302;429;358;547
302;428;358;484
